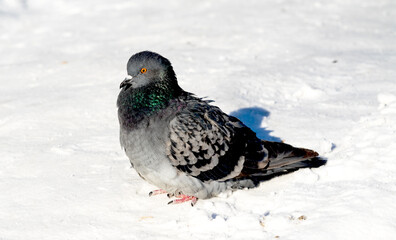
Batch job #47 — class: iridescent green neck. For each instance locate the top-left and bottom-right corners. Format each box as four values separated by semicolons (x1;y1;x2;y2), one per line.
129;86;174;112
117;82;182;128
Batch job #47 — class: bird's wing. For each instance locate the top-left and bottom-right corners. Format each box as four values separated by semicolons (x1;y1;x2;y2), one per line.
166;98;264;182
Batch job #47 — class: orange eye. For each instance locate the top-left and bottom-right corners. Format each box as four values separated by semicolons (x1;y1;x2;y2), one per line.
140;68;147;74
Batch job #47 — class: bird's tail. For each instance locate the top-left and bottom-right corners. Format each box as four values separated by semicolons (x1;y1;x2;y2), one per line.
262;140;319;170
240;140;322;179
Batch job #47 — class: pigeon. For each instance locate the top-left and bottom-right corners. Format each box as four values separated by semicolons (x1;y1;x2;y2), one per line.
117;51;320;206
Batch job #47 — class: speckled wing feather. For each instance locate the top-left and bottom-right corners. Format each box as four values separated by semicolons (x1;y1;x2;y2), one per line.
166;97;266;182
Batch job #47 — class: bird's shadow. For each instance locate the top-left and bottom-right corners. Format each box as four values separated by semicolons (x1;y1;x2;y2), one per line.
229;107;327;182
230;107;282;142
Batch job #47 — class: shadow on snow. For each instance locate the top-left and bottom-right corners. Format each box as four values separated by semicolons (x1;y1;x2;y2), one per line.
229;107;326;183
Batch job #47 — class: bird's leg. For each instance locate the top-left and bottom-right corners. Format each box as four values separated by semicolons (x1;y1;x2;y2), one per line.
148;189;175;198
148;189;167;196
149;190;198;206
168;195;198;206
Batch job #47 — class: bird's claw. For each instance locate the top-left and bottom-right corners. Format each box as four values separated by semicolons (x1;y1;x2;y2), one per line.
148;189;167;197
167;195;198;206
166;193;174;198
149;190;198;206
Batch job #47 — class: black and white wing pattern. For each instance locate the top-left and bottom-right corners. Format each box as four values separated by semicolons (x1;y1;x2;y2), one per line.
166;97;266;182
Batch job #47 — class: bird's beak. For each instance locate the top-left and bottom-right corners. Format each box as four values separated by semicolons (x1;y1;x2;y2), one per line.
120;75;133;89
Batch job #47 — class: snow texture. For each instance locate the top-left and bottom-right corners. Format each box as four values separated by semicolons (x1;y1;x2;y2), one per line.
1;0;396;239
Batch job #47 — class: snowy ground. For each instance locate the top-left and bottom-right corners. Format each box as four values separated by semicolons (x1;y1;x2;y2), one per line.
1;0;396;239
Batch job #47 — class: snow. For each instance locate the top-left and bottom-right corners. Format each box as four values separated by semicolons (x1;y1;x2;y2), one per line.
1;0;396;239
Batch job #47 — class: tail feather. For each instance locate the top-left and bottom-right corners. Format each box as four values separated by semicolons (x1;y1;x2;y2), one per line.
239;140;321;179
262;140;319;170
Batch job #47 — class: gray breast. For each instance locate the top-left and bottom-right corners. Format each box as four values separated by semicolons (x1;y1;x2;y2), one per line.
120;113;173;177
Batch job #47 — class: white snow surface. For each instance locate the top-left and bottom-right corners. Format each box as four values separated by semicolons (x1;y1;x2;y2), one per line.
1;0;396;239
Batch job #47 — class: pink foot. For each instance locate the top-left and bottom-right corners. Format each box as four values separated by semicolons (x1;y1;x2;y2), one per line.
168;195;198;206
149;190;198;206
148;189;167;196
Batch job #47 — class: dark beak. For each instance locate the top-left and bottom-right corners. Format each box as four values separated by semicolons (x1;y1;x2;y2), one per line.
120;75;133;89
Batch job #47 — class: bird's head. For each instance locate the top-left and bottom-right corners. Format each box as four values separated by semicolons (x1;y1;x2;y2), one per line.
120;51;180;91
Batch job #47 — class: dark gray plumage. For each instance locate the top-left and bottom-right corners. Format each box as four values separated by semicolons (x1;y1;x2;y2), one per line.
117;51;321;205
